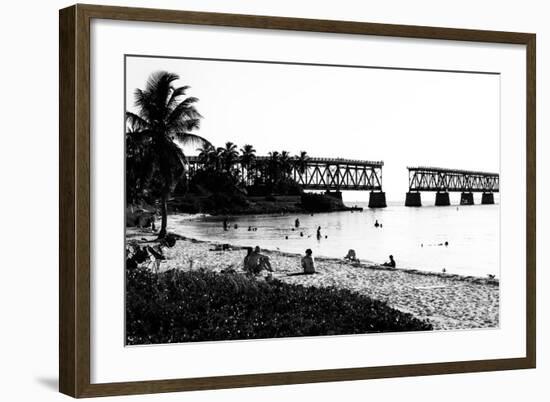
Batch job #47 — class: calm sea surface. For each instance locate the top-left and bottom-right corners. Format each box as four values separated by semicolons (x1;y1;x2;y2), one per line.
167;201;500;277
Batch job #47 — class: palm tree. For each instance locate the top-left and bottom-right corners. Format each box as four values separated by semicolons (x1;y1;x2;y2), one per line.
279;151;292;179
239;144;256;185
126;116;154;205
220;141;239;173
267;151;280;185
197;143;217;169
295;151;309;174
126;71;209;238
294;151;309;182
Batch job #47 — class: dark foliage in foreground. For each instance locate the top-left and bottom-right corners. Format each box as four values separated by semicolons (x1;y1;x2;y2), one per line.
126;268;432;345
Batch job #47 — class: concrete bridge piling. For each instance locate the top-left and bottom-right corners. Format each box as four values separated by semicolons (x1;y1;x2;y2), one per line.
368;191;387;208
460;192;474;205
405;192;422;207
481;192;495;204
435;192;451;206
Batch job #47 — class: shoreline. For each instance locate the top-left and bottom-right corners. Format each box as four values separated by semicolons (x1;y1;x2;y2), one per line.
143;217;499;284
166;208;500;280
169;192;356;216
127;228;500;330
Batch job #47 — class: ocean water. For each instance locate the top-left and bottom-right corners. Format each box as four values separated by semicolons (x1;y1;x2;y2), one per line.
167;201;500;278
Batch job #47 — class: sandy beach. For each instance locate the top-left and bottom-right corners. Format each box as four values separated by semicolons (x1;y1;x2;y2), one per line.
127;228;499;331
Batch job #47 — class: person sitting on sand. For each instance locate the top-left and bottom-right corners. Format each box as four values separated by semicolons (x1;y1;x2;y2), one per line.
159;233;177;248
255;246;273;272
287;249;316;276
146;245;165;273
301;249;316;274
244;246;274;275
344;249;359;262
243;247;254;273
382;255;396;268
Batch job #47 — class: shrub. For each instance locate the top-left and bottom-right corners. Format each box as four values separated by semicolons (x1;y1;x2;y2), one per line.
126;268;432;345
188;169;239;194
301;192;344;212
202;192;248;214
170;197;201;214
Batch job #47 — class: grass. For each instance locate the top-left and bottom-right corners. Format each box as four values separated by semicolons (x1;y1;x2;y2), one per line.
126;268;433;345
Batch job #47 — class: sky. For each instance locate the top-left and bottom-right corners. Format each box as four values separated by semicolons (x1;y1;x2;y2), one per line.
126;56;500;202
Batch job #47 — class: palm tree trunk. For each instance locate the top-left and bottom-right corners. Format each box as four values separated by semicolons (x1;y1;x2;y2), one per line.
158;194;168;239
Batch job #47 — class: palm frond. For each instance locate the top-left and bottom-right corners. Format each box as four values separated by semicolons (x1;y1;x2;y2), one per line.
146;71;179;106
126;129;154;145
167;97;201;128
171;118;201;134
133;88;156;121
173;132;210;148
166;85;191;110
125;111;150;132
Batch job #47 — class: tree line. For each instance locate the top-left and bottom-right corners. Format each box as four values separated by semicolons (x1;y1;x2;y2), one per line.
126;71;310;238
195;143;310;186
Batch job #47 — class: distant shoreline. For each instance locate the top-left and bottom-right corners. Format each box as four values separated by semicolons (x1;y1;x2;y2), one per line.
168;192;359;216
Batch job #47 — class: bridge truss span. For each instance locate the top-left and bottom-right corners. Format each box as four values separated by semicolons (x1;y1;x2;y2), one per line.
405;166;499;207
290;158;383;192
184;156;387;207
408;166;499;193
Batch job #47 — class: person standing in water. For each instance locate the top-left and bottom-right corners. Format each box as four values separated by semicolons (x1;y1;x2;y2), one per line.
374;220;380;228
316;226;322;239
295;218;300;228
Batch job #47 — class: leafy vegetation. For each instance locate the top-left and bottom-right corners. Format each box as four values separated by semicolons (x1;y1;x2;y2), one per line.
301;192;347;212
125;70;347;220
126;71;208;237
126;268;433;344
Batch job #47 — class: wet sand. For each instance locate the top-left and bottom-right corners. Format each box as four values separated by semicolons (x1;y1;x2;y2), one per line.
127;229;499;331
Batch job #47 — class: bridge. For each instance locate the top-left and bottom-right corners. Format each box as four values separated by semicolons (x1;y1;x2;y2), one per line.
185;156;387;207
405;166;499;206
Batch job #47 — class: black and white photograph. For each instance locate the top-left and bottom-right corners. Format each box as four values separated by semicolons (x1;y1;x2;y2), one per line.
0;0;543;400
124;55;500;345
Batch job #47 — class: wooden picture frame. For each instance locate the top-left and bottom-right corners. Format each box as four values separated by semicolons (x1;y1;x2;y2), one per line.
59;3;536;398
